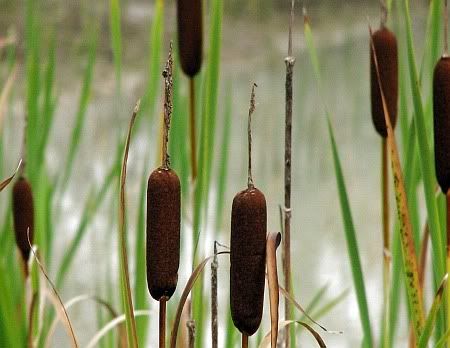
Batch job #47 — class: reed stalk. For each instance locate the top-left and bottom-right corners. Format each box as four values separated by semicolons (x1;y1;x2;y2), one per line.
283;1;295;346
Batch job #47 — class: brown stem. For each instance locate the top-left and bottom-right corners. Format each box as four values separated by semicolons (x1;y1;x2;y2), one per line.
284;3;296;346
189;77;198;179
160;298;167;348
162;42;174;169
211;242;218;348
242;334;248;348
247;83;257;189
445;0;449;56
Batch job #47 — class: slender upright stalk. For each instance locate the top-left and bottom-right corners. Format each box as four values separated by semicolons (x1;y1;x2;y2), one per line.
381;138;390;348
162;43;174;169
242;334;248;348
248;83;257;189
283;1;295;347
189;78;197;179
445;0;448;56
159;297;167;348
211;242;218;348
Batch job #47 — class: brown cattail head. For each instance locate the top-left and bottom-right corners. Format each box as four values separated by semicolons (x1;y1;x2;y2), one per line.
433;56;450;193
230;187;267;336
177;0;202;77
12;176;34;263
370;26;398;137
146;167;181;301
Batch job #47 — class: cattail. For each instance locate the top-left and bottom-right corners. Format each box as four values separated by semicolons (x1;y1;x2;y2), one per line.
177;0;203;77
370;26;398;137
434;56;450;193
146;43;181;304
146;167;181;300
12;176;34;264
230;84;266;337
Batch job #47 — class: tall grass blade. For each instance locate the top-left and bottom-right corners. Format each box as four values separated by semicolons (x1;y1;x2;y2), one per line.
118;101;140;347
418;274;448;348
259;321;326;348
169;252;229;348
304;16;373;345
266;232;281;348
402;0;445;282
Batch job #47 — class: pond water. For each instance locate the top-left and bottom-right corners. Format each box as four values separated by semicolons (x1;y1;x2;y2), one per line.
1;1;431;346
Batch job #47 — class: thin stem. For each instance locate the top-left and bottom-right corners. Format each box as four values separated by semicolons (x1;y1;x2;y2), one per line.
189;77;198;179
159;298;167;348
162;42;174;169
445;0;449;55
247;83;257;189
380;0;388;27
381;138;390;348
242;334;248;348
284;3;296;347
211;242;218;348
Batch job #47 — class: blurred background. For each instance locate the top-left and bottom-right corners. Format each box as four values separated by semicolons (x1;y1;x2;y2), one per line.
0;0;431;347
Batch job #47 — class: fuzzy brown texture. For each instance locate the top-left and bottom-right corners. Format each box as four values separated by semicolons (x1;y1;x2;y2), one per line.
146;167;181;301
434;56;450;193
177;0;202;77
370;27;398;137
230;187;266;336
12;176;34;263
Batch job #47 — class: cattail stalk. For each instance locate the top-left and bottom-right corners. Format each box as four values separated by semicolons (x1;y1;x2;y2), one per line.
230;84;266;340
283;1;295;347
189;78;197;179
242;334;248;348
147;43;181;348
370;9;398;346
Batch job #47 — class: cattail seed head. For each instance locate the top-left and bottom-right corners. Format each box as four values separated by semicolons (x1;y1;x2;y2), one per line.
370;27;398;137
12;176;34;263
177;0;202;77
433;56;450;193
230;187;266;336
146;167;181;301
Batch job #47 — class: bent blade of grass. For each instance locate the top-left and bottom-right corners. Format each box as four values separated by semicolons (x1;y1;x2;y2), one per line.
45;294;125;347
86;310;154;348
29;239;78;347
169;252;230;348
0;159;22;192
259;320;326;348
118;101;140;348
370;23;425;338
418;274;448;348
304;17;372;345
266;232;282;348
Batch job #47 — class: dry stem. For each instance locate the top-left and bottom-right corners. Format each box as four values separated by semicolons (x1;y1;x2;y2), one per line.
247;83;257;189
162;42;174;169
160;297;167;348
284;1;296;347
211;242;218;348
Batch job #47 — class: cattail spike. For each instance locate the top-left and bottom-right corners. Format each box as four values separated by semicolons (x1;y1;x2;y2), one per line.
12;176;34;268
434;56;450;193
177;0;203;77
370;27;398;137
